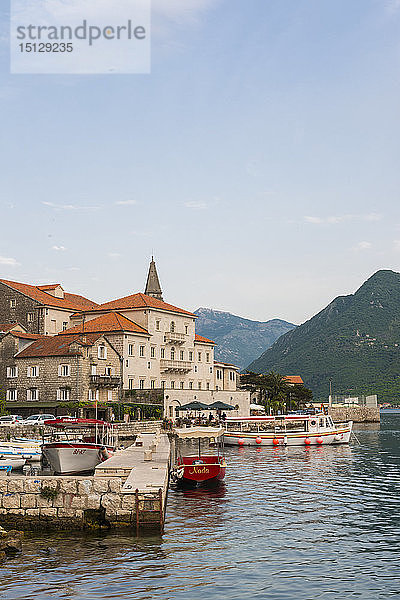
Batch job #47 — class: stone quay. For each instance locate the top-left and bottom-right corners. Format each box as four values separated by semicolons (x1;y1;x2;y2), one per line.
0;430;170;534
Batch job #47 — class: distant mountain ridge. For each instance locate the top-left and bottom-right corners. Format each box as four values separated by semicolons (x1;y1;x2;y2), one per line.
194;307;296;370
247;270;400;403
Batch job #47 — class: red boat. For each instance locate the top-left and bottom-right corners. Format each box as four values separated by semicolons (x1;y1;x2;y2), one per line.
171;427;226;486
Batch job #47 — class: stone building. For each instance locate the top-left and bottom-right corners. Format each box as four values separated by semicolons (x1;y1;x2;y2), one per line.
0;259;250;417
7;333;121;418
0;279;98;335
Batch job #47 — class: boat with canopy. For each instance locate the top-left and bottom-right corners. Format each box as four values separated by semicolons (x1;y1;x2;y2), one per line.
223;413;352;446
171;426;226;486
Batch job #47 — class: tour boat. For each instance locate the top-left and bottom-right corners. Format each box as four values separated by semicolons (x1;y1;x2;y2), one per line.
223;413;352;447
171;427;226;486
42;418;117;474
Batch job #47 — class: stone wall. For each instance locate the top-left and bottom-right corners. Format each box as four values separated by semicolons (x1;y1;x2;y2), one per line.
0;475;151;531
329;406;380;423
0;281;42;335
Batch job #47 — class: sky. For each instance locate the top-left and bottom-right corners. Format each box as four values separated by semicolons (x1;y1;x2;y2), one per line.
0;0;400;325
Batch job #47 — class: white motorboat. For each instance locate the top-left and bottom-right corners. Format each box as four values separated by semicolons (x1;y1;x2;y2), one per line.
0;455;26;470
0;440;42;462
223;413;352;447
42;418;117;474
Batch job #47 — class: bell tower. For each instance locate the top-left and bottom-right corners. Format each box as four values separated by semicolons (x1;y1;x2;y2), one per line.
144;257;163;301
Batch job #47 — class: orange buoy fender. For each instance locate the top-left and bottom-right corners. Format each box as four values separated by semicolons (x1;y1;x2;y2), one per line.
272;438;279;446
238;438;245;446
304;438;311;445
316;437;323;444
255;436;262;444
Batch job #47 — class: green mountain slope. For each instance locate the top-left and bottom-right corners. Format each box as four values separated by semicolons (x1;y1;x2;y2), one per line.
247;270;400;403
194;308;296;370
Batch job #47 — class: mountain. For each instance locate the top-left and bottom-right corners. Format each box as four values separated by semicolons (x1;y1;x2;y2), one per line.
194;308;296;370
247;270;400;403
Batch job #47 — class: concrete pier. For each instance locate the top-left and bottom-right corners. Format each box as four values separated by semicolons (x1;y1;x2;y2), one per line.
0;431;170;534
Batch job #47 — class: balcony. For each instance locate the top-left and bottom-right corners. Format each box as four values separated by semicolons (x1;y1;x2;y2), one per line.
160;359;192;373
164;332;186;344
90;375;121;388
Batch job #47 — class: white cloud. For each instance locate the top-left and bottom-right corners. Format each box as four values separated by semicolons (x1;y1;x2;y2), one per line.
184;201;208;210
304;213;382;225
42;201;100;211
108;252;122;258
355;241;372;251
393;240;400;251
0;256;19;266
52;245;66;251
115;200;137;206
67;266;80;271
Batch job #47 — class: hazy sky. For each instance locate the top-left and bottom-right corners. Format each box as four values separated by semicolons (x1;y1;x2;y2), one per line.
1;0;400;325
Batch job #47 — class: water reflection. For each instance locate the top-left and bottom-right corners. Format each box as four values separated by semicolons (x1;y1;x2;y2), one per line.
1;416;400;600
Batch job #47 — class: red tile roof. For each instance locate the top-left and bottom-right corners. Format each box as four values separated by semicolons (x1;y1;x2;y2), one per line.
9;332;45;340
59;312;149;336
79;292;195;317
15;333;103;358
195;334;215;344
284;376;304;385
0;323;21;333
0;279;99;311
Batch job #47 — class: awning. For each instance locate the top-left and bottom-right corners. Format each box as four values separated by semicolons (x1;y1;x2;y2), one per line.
174;426;224;439
177;401;209;411
208;401;235;410
250;403;265;410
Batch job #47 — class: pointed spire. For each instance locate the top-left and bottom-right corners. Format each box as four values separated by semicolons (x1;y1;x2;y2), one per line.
144;257;163;301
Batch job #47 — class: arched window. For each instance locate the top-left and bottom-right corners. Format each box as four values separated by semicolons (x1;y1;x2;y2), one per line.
171;347;175;360
170;321;175;332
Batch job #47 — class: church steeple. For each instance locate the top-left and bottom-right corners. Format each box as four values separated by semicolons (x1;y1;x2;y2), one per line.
144;257;163;301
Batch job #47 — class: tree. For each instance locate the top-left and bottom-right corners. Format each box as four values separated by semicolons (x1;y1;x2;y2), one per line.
240;371;313;414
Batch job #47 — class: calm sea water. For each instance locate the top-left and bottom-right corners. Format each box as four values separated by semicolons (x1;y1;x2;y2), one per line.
1;413;400;600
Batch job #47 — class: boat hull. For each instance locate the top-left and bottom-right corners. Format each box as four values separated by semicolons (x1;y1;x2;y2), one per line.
224;427;352;447
42;442;114;474
0;457;26;469
174;455;226;486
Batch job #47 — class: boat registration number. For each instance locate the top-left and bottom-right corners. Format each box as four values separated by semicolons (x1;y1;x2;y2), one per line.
72;449;86;455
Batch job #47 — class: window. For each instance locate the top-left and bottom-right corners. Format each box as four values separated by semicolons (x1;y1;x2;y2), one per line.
230;371;235;381
129;378;134;389
198;382;202;390
156;320;160;331
6;366;18;378
206;382;210;390
38;308;44;318
198;352;202;362
9;299;16;308
206;353;210;363
189;351;193;361
139;345;145;357
27;388;38;401
194;366;197;373
171;381;175;389
6;389;17;401
185;325;188;334
139;379;145;389
171;348;175;360
150;380;155;389
126;360;129;367
58;388;70;401
91;365;97;375
150;347;156;358
180;381;184;389
209;367;213;374
128;344;134;356
98;345;107;359
170;321;175;332
147;362;151;369
88;389;98;401
58;364;70;377
161;348;165;359
180;350;184;360
62;321;68;331
27;312;35;323
108;390;113;402
105;367;115;376
216;385;219;391
161;381;166;389
189;382;193;390
216;369;222;380
28;366;38;378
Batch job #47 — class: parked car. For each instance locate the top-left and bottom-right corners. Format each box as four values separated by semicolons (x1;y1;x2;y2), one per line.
22;414;56;426
0;415;24;425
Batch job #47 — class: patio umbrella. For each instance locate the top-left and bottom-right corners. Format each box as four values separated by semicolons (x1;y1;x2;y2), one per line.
208;401;235;410
177;401;210;411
